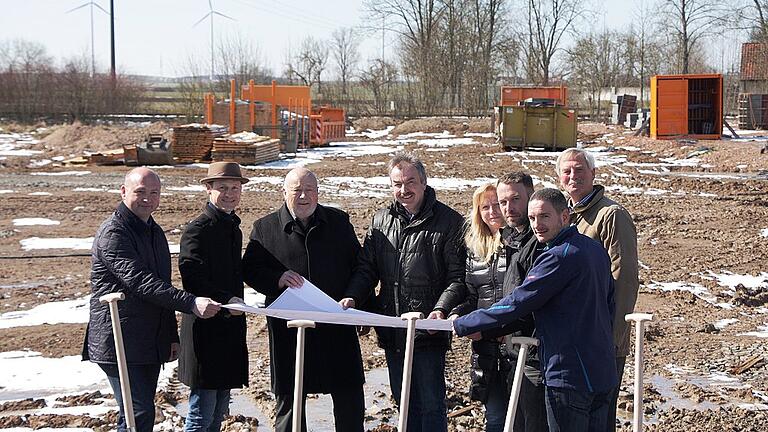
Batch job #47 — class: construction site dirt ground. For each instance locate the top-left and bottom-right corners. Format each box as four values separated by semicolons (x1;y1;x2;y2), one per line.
1;118;768;431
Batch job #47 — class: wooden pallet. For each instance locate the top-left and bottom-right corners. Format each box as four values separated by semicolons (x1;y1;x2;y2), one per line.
171;124;227;163
211;134;280;165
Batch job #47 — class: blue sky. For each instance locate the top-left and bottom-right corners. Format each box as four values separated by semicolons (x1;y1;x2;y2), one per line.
0;0;740;78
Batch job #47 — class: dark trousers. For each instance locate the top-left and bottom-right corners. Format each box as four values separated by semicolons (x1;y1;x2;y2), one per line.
605;356;627;431
273;386;365;432
512;374;549;432
482;372;547;432
99;362;161;432
385;347;447;432
544;386;611;432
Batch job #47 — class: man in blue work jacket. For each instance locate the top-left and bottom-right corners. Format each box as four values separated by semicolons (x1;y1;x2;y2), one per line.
453;188;616;432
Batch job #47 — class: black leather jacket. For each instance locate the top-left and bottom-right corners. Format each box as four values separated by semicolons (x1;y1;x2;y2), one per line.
346;186;466;351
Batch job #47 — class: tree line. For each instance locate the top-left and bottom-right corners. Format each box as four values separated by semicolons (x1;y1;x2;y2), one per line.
0;39;145;122
3;0;768;121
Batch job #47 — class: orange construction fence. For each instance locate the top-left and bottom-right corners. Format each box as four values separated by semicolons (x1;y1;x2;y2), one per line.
204;79;346;147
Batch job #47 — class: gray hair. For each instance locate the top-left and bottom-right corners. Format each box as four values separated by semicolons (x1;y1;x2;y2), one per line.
530;188;569;213
555;148;596;175
387;152;427;184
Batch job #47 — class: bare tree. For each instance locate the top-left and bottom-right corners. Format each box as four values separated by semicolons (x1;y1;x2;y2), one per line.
365;0;444;111
215;32;270;89
736;0;768;40
567;30;622;118
467;0;509;111
359;59;398;114
522;0;585;85
285;37;329;92
331;28;360;96
659;0;733;74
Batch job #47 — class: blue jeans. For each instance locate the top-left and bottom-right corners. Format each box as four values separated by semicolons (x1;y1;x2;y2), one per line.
385;348;447;432
184;388;231;432
545;387;611;432
484;371;508;432
99;363;161;432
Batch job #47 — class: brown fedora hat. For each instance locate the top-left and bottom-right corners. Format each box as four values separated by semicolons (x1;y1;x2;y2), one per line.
200;162;250;184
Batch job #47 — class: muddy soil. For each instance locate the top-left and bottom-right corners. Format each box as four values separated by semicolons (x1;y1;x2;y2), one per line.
1;120;768;430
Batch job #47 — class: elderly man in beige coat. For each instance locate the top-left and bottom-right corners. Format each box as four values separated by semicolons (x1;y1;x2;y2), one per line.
556;148;639;432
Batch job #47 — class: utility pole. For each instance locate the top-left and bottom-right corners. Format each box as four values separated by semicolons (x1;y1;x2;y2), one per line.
110;0;116;84
109;0;116;113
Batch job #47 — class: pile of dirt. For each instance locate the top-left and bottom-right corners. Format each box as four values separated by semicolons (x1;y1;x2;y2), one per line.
390;117;491;135
38;121;171;158
351;116;401;132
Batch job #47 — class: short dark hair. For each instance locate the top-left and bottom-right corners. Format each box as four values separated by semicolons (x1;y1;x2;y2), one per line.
497;172;534;197
530;188;568;213
388;152;427;183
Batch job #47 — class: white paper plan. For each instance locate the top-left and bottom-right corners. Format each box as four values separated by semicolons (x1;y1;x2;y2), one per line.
223;280;454;332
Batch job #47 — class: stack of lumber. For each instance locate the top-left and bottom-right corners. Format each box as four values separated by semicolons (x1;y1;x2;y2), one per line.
211;131;281;165
171;124;227;163
85;149;125;165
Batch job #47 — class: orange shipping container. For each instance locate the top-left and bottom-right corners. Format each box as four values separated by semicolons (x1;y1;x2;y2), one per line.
499;86;568;106
651;74;722;140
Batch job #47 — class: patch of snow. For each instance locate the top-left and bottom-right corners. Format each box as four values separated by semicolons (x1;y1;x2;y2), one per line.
700;271;768;290
20;237;94;251
464;132;495;138
397;131;455;139
645;280;733;309
72;187;106;192
27;159;52;168
31;171;91;176
0;297;89;329
739;324;768;338
0;351;108;399
28;192;52;196
13;218;60;226
166;185;205;192
416;137;477;147
0;190;13;194
762;228;768;238
714;318;738;329
345;126;395;139
0;350;176;404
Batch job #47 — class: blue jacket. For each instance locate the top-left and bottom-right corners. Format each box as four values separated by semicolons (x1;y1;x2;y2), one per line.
454;225;617;393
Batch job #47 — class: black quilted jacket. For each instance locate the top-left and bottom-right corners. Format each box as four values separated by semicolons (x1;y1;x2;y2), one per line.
82;202;196;365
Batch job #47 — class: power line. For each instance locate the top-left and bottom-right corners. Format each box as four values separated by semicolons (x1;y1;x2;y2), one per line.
227;0;343;32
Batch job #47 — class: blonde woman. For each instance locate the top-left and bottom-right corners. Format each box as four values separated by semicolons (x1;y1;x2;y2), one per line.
449;182;509;432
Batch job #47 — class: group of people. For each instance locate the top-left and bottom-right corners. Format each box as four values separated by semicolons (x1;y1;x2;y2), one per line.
83;148;638;432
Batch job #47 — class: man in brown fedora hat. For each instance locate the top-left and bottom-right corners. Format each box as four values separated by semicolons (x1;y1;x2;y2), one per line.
178;161;250;431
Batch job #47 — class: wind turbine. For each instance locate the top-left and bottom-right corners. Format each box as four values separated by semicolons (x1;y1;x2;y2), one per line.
193;0;235;82
67;1;109;78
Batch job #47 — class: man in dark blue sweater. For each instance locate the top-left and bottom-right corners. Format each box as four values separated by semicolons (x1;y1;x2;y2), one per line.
453;188;616;432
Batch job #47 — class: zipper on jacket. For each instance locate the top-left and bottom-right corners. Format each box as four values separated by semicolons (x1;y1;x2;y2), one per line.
304;224;316;281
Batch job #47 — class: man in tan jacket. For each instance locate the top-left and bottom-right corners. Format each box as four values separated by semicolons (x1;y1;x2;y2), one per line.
556;148;639;431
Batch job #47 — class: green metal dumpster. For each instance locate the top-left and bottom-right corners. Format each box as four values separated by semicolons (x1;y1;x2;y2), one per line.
496;105;577;151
